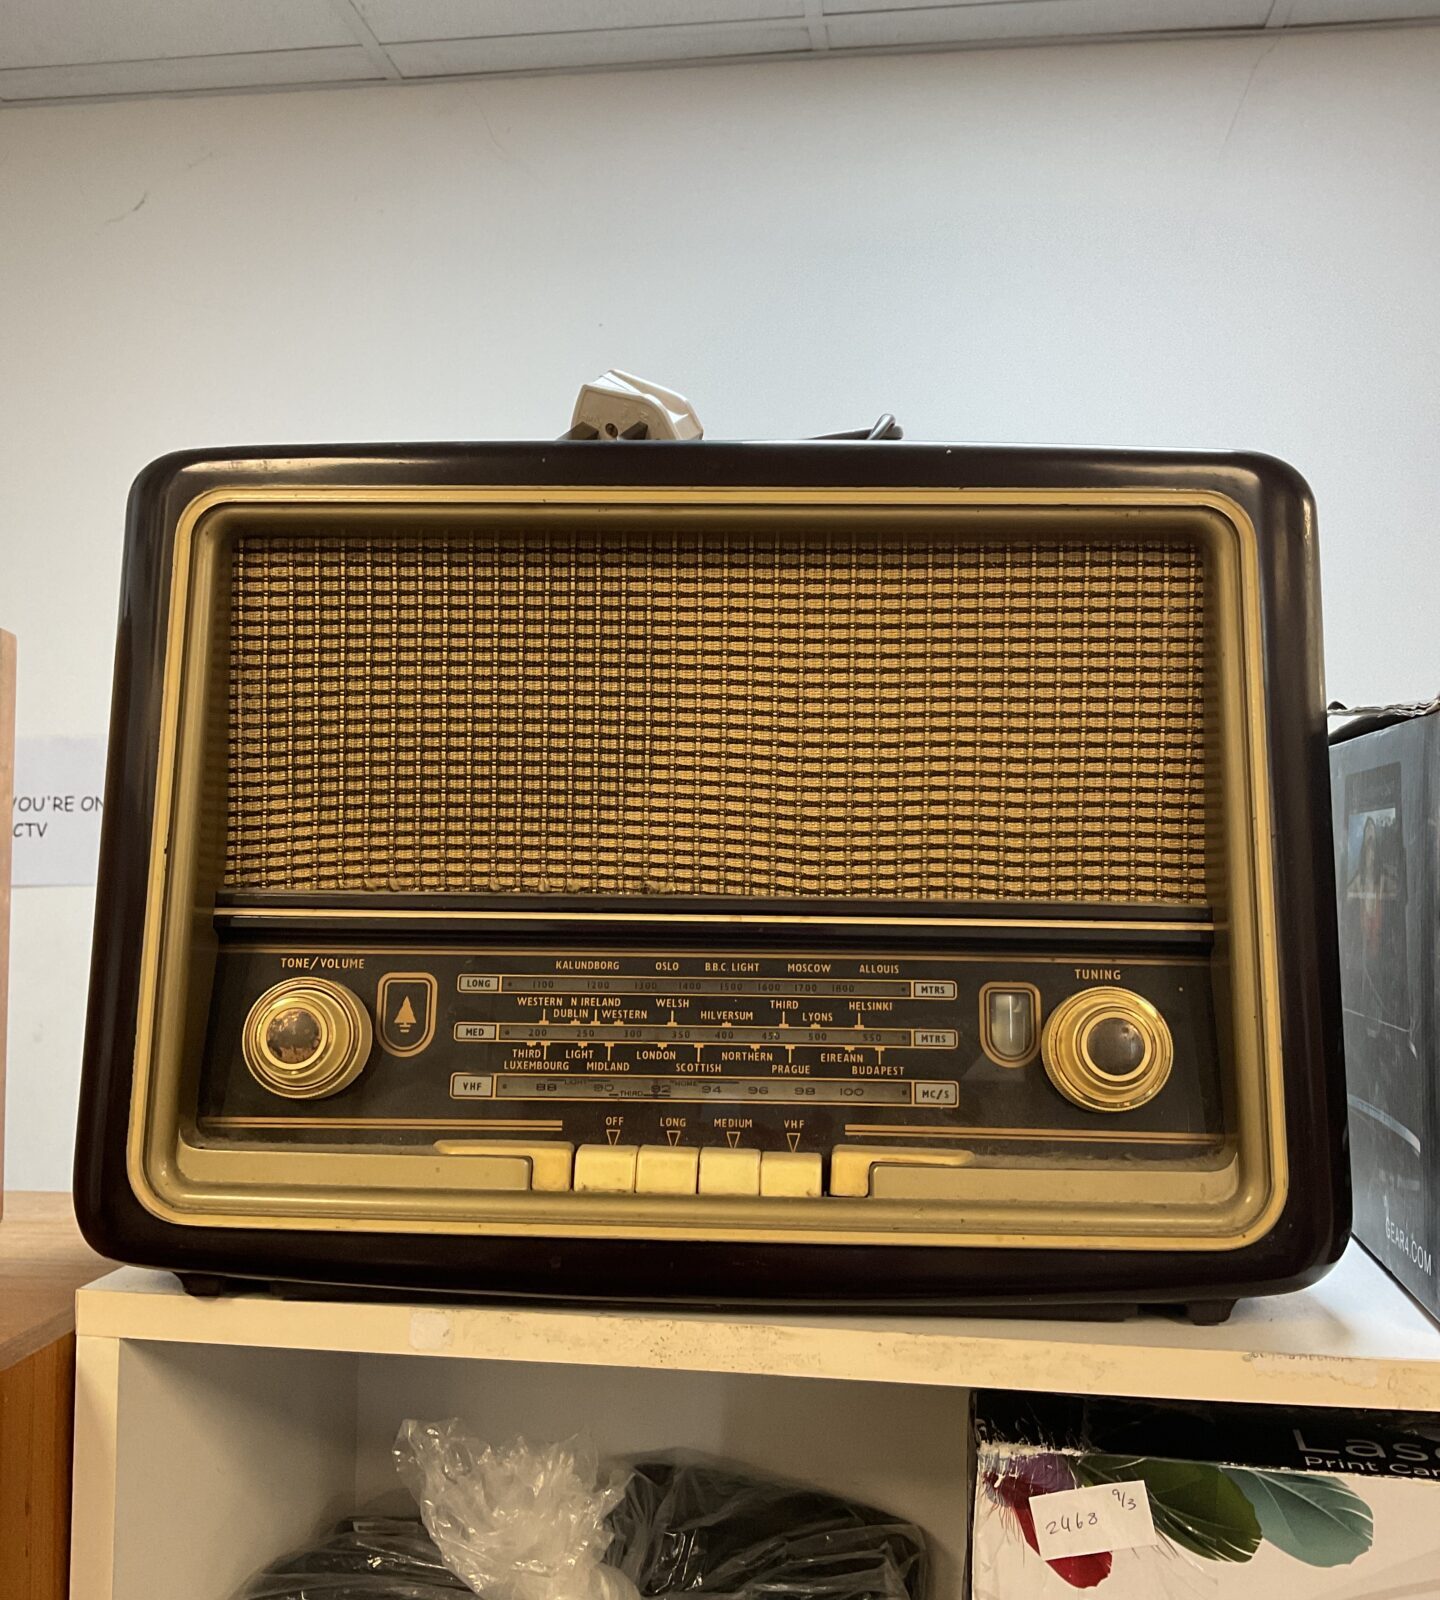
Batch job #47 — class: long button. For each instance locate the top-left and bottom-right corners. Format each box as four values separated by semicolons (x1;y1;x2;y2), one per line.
759;1151;822;1198
698;1147;762;1196
636;1144;699;1194
574;1143;639;1193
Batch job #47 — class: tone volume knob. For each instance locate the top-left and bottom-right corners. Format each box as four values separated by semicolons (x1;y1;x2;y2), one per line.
1040;986;1173;1113
242;978;373;1099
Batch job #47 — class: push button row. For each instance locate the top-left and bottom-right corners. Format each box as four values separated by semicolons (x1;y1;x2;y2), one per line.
434;1140;969;1199
573;1143;822;1198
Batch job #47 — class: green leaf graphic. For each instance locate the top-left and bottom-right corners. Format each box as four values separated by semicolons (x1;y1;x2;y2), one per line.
1222;1469;1374;1568
1073;1454;1261;1563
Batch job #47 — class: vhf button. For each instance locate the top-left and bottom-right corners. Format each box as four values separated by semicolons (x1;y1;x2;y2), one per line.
378;973;437;1056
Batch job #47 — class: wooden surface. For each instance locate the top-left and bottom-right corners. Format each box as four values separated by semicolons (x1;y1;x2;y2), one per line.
0;1193;109;1371
1;1335;75;1600
0;1193;108;1600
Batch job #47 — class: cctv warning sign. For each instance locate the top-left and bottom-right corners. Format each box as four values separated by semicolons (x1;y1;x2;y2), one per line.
12;736;106;886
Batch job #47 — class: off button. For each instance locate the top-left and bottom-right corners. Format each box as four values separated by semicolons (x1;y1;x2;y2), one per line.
378;972;437;1056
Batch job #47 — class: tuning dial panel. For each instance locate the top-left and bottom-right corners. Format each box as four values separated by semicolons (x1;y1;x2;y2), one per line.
1041;986;1174;1113
241;978;373;1100
205;949;1217;1175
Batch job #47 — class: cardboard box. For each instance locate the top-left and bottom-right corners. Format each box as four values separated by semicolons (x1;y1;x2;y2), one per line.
971;1391;1440;1596
1329;702;1440;1322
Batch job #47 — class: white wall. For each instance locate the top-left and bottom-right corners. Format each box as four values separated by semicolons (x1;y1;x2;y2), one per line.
2;26;1438;1189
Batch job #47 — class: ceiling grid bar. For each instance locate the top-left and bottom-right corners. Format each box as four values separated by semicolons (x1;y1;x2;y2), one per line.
3;4;1440;107
326;0;403;79
804;0;832;53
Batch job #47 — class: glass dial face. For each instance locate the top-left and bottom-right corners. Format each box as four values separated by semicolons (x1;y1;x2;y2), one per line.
1085;1015;1147;1077
264;1005;324;1066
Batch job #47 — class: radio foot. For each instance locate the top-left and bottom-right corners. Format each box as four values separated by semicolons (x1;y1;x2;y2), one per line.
178;1272;271;1299
1182;1299;1237;1326
179;1272;233;1298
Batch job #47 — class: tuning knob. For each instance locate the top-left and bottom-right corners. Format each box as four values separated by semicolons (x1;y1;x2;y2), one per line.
1041;986;1173;1113
242;978;372;1099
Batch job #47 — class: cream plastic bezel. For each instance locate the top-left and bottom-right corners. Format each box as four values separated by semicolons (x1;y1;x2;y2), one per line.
125;484;1287;1251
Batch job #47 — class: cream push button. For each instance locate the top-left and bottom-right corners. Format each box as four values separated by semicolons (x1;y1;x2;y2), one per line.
759;1151;822;1198
432;1141;574;1191
636;1145;700;1194
698;1147;762;1196
574;1144;639;1193
829;1146;973;1197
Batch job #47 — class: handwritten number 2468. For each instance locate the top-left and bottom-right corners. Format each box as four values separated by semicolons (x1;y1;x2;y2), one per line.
1044;1511;1100;1536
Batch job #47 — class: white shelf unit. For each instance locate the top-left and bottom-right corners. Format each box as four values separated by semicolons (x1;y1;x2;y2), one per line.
72;1241;1440;1600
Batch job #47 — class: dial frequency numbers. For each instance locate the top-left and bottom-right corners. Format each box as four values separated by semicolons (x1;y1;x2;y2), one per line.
458;975;959;1000
453;1023;959;1048
450;1073;960;1106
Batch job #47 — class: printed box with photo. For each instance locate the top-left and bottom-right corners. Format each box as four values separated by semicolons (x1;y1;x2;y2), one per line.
970;1391;1440;1596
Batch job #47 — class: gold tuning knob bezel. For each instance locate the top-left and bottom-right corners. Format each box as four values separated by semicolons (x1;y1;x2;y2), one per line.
1041;986;1174;1113
241;978;373;1100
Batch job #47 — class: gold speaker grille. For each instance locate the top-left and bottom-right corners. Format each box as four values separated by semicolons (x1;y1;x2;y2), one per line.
225;530;1209;902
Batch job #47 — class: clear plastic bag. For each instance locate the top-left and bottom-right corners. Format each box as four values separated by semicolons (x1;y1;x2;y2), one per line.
240;1435;929;1600
393;1423;636;1600
238;1517;472;1598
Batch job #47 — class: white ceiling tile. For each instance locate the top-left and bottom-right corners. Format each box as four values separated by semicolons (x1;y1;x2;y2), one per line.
823;0;1012;9
0;47;382;103
0;0;1431;106
0;1;356;72
826;0;1269;46
822;0;1263;14
355;1;802;45
387;19;812;72
1284;0;1440;20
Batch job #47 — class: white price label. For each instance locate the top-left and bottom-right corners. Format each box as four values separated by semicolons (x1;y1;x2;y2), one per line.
1030;1481;1156;1562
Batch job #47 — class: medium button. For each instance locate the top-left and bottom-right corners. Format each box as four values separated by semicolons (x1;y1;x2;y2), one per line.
698;1147;762;1196
573;1144;639;1193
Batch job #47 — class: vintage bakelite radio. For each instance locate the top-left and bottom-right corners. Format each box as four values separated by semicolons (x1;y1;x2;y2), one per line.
75;425;1348;1318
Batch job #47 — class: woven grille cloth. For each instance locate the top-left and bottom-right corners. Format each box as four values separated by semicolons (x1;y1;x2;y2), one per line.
225;531;1209;902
